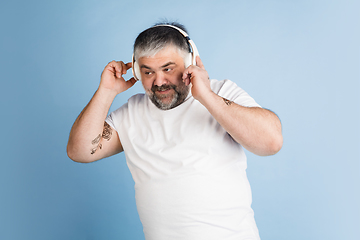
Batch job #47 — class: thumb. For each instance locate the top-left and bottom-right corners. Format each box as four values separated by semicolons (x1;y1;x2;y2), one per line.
196;56;205;70
123;77;137;91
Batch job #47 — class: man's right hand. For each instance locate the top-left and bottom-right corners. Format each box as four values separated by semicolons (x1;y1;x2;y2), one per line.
99;61;137;95
67;60;135;163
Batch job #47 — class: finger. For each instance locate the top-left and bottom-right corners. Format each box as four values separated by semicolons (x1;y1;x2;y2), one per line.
109;61;123;78
182;67;192;81
123;77;137;91
119;62;133;76
125;62;133;69
120;61;127;76
186;75;193;86
196;56;205;70
104;61;120;78
182;69;193;86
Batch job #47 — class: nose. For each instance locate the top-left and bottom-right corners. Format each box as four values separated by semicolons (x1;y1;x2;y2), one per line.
153;71;168;86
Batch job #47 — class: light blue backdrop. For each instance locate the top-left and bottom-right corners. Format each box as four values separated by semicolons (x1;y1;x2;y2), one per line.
1;0;359;239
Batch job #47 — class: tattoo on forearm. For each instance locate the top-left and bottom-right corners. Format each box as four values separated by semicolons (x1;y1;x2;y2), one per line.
223;97;233;106
90;122;113;155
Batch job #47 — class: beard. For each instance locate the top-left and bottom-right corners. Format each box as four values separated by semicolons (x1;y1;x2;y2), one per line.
147;82;190;110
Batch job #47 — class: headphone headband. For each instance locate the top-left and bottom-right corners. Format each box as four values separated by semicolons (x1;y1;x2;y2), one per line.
132;24;199;81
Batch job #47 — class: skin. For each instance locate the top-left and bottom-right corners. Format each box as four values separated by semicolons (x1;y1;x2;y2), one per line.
67;45;283;163
138;46;190;110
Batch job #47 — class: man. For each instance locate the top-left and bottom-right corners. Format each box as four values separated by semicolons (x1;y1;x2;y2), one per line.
67;22;283;240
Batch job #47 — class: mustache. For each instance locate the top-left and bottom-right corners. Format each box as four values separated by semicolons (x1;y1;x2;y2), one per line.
151;84;176;92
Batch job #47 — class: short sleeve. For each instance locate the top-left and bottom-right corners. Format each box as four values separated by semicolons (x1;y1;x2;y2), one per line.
105;112;116;131
211;79;261;108
105;102;129;133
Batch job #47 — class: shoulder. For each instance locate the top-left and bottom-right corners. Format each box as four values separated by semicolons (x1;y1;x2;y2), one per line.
113;93;146;114
210;79;261;108
106;93;146;129
210;79;246;98
210;79;238;93
127;93;146;106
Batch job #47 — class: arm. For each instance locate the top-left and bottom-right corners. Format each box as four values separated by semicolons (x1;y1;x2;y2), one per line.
67;61;137;163
183;56;283;156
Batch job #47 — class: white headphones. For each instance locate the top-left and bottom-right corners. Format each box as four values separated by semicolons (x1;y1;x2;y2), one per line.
132;25;200;81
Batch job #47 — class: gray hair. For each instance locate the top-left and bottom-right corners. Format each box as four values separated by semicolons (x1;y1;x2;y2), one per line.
133;22;191;62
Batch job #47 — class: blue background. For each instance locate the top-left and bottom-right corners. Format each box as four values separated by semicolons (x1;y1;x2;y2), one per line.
1;0;359;239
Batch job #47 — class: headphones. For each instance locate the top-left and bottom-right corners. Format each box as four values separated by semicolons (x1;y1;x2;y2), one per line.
132;24;200;81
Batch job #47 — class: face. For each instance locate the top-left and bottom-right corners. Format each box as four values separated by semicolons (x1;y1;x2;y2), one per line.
137;46;190;110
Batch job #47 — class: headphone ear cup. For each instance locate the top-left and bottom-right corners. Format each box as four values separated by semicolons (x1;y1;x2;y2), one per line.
134;61;141;81
184;52;193;68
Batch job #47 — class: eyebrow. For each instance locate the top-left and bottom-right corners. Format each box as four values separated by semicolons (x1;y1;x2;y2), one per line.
161;62;176;68
140;61;176;70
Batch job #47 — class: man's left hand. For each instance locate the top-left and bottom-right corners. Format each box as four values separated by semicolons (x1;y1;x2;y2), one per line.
182;56;212;102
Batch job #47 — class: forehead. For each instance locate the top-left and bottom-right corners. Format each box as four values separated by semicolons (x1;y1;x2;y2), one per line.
138;45;185;67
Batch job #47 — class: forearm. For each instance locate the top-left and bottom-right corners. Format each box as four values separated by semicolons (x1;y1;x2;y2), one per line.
67;87;117;162
199;91;283;156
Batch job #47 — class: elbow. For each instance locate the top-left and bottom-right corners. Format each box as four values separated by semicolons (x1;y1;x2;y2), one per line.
256;133;283;156
66;144;80;162
265;119;283;155
66;144;91;163
267;134;283;156
245;134;283;156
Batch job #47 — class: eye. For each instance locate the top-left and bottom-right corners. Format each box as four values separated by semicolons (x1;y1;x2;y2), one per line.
164;68;172;72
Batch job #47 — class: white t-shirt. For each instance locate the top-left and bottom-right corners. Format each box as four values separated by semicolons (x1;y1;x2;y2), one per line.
106;79;261;240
